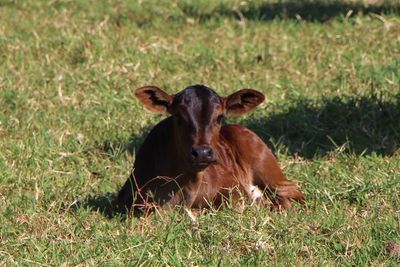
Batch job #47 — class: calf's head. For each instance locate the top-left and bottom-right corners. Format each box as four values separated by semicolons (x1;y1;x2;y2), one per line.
134;84;265;171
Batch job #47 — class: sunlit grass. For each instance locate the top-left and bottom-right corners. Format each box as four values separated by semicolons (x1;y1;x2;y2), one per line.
1;0;399;265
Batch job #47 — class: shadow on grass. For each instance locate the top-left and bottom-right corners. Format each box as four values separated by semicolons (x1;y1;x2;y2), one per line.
181;1;400;23
246;92;400;158
92;92;399;161
68;192;121;219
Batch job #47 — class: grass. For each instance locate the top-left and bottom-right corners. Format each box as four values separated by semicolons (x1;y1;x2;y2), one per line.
1;0;399;265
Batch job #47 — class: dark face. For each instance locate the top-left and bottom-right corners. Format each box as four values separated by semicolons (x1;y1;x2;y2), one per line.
169;85;223;171
134;84;265;173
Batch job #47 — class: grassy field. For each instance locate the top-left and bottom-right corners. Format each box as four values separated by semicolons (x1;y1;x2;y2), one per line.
1;0;400;265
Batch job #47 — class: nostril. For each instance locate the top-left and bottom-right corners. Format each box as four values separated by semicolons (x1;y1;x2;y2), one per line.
204;147;213;159
191;148;199;159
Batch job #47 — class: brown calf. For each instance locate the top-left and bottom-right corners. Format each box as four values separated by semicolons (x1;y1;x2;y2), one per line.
117;84;304;215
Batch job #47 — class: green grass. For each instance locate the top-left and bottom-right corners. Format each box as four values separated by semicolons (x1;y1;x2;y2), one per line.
1;0;400;265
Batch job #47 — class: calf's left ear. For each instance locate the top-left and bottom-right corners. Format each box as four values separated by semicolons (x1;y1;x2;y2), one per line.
224;89;265;116
134;86;173;113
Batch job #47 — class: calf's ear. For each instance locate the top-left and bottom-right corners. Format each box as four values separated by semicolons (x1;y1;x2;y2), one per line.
224;89;265;116
134;86;173;113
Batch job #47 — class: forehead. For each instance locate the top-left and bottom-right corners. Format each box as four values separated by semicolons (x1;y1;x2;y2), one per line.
172;85;222;110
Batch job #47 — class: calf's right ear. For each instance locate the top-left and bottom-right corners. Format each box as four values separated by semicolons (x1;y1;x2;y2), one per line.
134;86;173;113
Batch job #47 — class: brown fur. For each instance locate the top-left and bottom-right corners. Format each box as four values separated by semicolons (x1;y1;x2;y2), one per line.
117;85;304;215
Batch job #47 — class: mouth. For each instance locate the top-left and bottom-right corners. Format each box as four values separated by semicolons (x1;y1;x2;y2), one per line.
191;160;217;171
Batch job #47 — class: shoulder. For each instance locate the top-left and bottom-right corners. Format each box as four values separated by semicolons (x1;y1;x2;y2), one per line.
221;124;259;140
146;116;174;138
137;116;174;151
220;124;267;149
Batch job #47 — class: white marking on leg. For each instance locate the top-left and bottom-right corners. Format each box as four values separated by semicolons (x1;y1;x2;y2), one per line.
249;185;263;205
185;208;199;231
185;208;197;224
